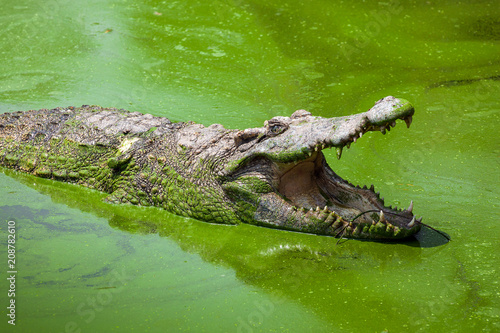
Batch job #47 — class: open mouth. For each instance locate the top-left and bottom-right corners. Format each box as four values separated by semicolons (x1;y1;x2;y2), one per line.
275;149;421;239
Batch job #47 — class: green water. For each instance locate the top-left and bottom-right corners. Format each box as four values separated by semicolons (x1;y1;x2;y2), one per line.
1;0;499;332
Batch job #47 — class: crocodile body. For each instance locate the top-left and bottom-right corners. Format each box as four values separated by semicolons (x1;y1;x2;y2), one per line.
0;96;421;239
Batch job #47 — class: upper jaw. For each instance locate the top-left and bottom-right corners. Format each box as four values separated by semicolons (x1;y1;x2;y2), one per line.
231;96;415;166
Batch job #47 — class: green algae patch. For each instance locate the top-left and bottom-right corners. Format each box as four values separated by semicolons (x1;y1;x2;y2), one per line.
5;154;19;164
68;171;80;179
107;156;131;170
53;170;68;179
78;169;90;177
35;168;52;178
239;177;273;193
20;158;36;170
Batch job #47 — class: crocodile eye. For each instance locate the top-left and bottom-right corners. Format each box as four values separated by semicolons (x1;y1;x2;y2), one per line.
264;117;289;137
270;125;282;133
268;124;288;136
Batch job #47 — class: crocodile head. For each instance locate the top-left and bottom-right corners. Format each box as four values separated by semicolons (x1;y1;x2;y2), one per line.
222;96;421;240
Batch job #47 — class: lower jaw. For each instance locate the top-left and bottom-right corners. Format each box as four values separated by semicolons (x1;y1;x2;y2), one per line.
252;193;419;240
282;204;420;239
340;220;421;239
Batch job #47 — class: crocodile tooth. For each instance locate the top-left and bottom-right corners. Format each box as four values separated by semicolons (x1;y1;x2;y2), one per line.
370;184;375;191
407;200;413;213
386;125;391;132
417;217;423;223
353;136;357;143
322;143;326;149
323;206;328;212
379;210;387;223
394;206;398;211
336;147;343;160
346;142;351;149
325;213;335;224
314;146;319;151
362;185;367;189
359;132;363;138
404;115;413;128
316;206;320;212
333;218;343;229
380;126;386;135
391;121;396;128
320;212;329;221
408;216;416;227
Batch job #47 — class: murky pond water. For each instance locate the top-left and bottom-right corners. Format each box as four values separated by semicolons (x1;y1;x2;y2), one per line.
1;0;499;332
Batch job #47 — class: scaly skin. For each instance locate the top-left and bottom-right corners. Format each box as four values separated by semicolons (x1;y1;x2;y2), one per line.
0;96;422;239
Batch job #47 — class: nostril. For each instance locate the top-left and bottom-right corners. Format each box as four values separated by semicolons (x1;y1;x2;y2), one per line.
290;109;312;119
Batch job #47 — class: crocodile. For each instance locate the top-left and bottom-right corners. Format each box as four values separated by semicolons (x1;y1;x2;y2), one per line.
0;96;422;240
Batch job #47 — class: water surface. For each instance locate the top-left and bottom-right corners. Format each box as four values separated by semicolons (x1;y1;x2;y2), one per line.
1;0;499;332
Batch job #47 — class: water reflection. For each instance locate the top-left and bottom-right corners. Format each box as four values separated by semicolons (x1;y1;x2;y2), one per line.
2;168;438;330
